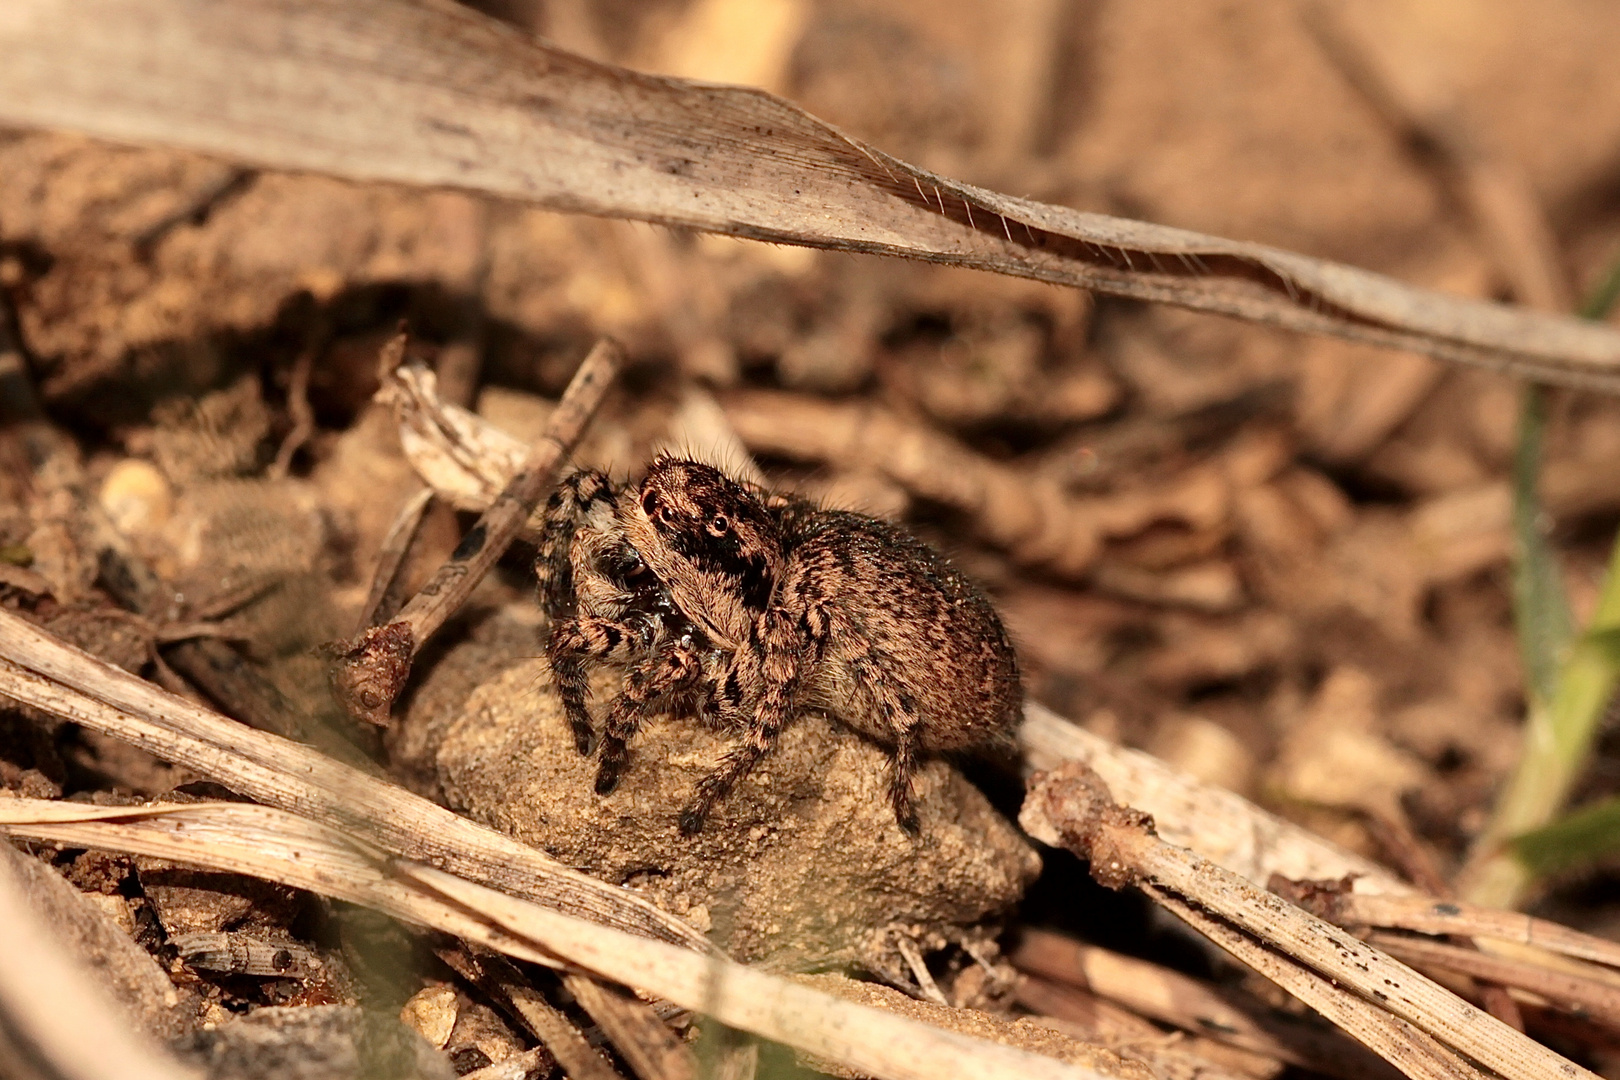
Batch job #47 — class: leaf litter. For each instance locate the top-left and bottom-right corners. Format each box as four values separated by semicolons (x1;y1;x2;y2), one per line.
4;1;1620;1079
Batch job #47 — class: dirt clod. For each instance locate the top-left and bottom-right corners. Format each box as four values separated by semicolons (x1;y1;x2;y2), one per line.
433;661;1040;969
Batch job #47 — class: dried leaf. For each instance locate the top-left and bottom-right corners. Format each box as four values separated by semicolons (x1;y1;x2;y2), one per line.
4;0;1620;389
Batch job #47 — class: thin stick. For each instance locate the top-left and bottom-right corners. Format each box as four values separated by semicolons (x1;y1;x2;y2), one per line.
1020;762;1595;1080
1322;892;1620;972
566;974;697;1080
355;486;436;633
1145;886;1485;1080
1009;930;1383;1074
331;337;622;725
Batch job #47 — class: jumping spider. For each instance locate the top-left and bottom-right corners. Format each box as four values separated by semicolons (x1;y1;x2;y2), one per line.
536;454;1022;835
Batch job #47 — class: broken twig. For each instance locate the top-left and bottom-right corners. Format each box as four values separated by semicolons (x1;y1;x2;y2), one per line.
330;336;621;725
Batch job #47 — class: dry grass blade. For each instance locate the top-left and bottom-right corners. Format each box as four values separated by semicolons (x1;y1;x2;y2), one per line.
355;486;437;633
1144;887;1485;1080
0;800;564;965
1322;893;1620;972
4;0;1620;389
1019;703;1408;893
0;608;708;951
1021;762;1595;1080
0;839;201;1080
331;337;622;725
0;799;1124;1080
1363;931;1620;1031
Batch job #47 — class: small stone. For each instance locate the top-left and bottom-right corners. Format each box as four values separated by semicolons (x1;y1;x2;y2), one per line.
399;986;459;1050
433;661;1040;969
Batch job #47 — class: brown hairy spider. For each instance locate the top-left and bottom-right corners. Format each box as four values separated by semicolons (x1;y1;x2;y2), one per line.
536;454;1022;835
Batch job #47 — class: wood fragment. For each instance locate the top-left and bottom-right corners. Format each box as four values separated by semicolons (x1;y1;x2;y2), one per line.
565;974;697;1080
330;337;621;725
172;931;320;979
1010;929;1390;1078
435;947;625;1080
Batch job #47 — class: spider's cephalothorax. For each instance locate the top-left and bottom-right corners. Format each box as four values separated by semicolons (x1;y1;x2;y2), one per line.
536;455;1023;835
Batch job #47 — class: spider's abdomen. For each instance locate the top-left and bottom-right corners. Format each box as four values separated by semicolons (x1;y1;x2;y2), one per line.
780;511;1022;753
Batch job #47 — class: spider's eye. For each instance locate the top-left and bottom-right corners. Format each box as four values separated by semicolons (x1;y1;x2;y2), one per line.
708;514;729;535
641;490;659;517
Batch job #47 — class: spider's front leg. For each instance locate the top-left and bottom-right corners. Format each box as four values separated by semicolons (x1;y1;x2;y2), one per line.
595;636;705;795
679;605;809;834
545;614;653;755
536;469;628;754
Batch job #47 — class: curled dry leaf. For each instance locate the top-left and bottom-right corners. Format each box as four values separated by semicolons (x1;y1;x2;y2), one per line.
4;0;1620;389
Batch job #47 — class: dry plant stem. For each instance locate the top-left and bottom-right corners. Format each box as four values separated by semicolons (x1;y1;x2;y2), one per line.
435;947;624;1080
1353;810;1524;1031
0;609;708;951
1019;703;1408;893
1010;930;1380;1074
0;800;1125;1080
355;486;437;633
1022;993;1280;1080
1;612;709;1076
404;865;1125;1080
1322;893;1620;971
332;337;622;725
565;974;697;1080
1145;887;1486;1080
1363;931;1620;1032
0;841;200;1080
1021;763;1595;1080
6;1;1620;390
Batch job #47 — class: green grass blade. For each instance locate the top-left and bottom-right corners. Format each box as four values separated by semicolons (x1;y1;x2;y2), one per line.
1510;383;1572;709
1510;792;1620;878
1458;255;1620;907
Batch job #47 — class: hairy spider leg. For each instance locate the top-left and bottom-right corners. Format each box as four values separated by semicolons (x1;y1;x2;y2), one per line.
534;469;617;616
845;647;924;835
546;614;652;755
679;604;808;834
596;638;706;795
536;469;623;754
